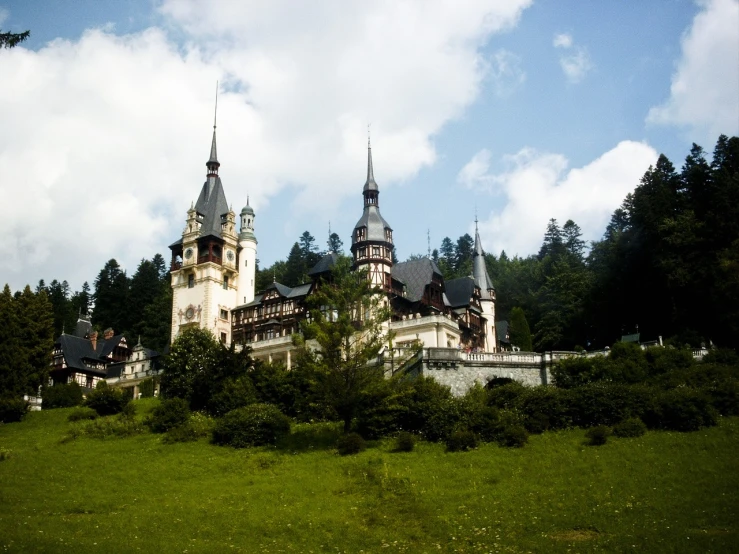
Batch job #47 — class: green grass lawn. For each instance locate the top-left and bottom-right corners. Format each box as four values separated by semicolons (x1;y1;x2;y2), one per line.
1;400;737;553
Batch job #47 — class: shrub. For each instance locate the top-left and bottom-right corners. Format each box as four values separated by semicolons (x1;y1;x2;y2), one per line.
0;397;28;423
148;398;191;433
486;382;526;410
517;386;571;433
64;415;144;441
702;348;739;366
354;379;409;440
121;401;137;420
337;432;366;455
42;383;83;409
585;425;611;446
209;375;258;417
569;383;653;428
395;377;460;442
446;429;479;452
212;404;291;448
644;347;695;376
162;422;199;444
67;407;98;422
704;378;739;416
654;388;718;431
553;357;599;388
394;431;416;452
189;411;216;437
85;383;130;416
613;418;647;438
0;447;11;461
496;423;529;448
606;342;650;383
139;378;156;398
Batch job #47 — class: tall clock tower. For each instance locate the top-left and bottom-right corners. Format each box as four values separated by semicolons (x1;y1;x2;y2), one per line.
169;119;249;343
351;139;394;289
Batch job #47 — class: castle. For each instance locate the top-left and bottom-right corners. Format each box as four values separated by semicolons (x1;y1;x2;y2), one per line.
168;120;500;371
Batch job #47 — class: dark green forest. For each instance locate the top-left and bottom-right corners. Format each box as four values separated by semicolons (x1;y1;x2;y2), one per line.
4;135;738;366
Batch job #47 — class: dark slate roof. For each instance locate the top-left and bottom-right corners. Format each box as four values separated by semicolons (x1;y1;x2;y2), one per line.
287;283;312;298
621;333;640;343
194;176;229;239
308;252;339;276
364;144;378;192
106;362;125;379
74;317;92;338
264;282;292;298
353;206;392;242
169;237;183;249
444;277;476;308
496;320;510;343
234;293;265;310
99;335;125;358
391;258;442;302
56;335;108;376
473;228;495;298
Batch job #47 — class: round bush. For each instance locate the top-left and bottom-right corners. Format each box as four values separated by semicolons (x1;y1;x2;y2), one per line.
85;384;130;416
445;429;479;452
585;425;611;446
212;404;291;448
148;398;191;433
613;417;647;438
497;424;528;448
67;407;99;422
656;388;718;431
337;432;366;455
42;383;83;409
0;398;28;423
394;431;416;452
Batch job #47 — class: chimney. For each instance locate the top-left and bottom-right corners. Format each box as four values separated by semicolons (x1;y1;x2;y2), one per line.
103;328;114;340
89;331;98;351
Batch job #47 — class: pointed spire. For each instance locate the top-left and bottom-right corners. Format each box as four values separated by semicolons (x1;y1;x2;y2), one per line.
472;217;495;298
207;81;220;175
364;125;378;192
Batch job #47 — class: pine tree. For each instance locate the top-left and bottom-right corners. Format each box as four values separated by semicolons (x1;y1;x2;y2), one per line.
508;307;532;351
0;285;28;397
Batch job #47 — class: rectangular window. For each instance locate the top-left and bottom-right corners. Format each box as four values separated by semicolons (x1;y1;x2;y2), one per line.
220;309;228;320
188;274;194;288
220;332;227;343
223;276;229;290
372;246;380;257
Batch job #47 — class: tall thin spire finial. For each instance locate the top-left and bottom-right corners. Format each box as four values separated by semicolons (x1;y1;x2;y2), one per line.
367;123;371;147
214;80;219;130
427;229;431;258
207;81;220;170
474;205;479;232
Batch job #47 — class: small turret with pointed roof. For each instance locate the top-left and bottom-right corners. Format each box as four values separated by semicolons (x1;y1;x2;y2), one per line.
206;85;220;177
472;216;495;300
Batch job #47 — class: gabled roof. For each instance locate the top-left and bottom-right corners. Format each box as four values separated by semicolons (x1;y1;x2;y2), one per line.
194;176;230;240
444;277;476;308
308;252;339;276
391;258;442;303
99;335;125;358
56;335;108;376
234;293;265;310
263;281;292;298
287;283;312;298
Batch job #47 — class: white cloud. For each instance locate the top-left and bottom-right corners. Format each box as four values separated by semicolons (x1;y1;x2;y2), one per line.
552;33;572;49
553;32;592;83
487;49;526;97
647;0;739;140
463;141;658;257
0;0;533;290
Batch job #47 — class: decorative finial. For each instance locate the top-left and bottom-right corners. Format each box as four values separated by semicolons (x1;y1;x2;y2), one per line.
427;229;431;258
214;80;218;130
474;205;479;232
368;123;371;147
247;195;250;206
273;269;276;283
62;324;65;335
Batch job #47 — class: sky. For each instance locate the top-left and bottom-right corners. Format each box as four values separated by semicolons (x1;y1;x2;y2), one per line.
1;0;737;293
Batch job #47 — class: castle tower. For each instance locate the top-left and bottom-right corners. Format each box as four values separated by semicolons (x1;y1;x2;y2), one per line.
169;108;240;344
350;138;394;289
237;198;257;305
472;218;497;352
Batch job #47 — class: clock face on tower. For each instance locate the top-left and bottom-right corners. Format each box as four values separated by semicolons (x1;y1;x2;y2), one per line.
184;248;193;259
227;250;234;261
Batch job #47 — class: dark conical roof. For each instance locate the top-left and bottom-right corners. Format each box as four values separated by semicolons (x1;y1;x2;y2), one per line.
208;127;218;165
363;141;378;192
473;225;495;299
195;176;229;239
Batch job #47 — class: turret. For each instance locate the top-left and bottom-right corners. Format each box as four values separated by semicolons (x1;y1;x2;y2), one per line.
472;218;497;351
237;198;257;305
351;138;394;289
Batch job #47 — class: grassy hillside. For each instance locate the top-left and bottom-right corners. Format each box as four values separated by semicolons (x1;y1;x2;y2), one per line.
0;402;737;553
